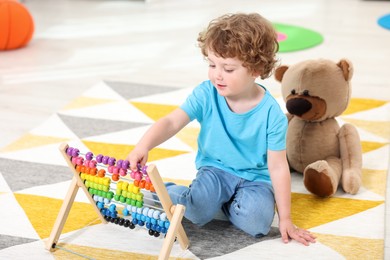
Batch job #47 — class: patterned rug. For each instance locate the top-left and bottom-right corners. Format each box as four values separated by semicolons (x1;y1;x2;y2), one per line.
0;81;388;259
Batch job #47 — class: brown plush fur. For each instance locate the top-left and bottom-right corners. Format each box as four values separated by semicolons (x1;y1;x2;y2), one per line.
275;59;362;197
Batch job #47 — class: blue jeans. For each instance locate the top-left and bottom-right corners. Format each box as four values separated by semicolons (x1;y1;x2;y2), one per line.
166;166;275;237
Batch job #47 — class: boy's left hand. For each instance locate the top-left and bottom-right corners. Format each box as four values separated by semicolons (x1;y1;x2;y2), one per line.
279;219;316;246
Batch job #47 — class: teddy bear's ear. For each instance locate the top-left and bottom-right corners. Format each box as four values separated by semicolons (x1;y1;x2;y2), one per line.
274;65;289;82
337;59;353;81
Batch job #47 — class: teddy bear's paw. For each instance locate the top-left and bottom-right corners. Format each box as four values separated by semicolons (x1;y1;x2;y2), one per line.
303;161;338;197
341;169;362;194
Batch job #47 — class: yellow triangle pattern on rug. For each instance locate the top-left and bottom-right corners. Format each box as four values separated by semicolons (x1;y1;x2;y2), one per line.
291;193;383;229
131;102;179;121
362;168;388;196
342;118;390;140
0;134;69;153
14;193;101;239
52;243;192;260
63;97;115;110
342;98;387;115
361;141;388;154
176;127;200;151
82;141;190;162
315;233;383;259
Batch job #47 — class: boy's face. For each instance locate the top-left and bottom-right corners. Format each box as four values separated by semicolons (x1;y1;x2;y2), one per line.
207;50;259;99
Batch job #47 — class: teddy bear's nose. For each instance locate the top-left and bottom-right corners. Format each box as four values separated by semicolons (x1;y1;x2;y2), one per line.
286;98;312;116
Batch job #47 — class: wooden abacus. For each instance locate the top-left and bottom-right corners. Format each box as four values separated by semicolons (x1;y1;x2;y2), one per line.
45;143;189;260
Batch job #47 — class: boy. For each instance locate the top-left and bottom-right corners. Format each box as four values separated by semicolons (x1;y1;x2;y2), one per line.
128;13;316;245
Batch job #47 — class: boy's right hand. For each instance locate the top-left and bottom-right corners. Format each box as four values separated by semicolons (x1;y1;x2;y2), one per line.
126;147;149;172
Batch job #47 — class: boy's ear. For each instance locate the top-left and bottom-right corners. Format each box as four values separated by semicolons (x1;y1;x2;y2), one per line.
252;70;262;79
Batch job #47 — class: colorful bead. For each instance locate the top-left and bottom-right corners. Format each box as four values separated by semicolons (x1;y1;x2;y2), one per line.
96;154;103;163
108;157;116;166
116;159;123;168
102;156;109;165
119;168;127;177
66;147;74;156
85;151;93;160
122;160;130;170
71;148;80;157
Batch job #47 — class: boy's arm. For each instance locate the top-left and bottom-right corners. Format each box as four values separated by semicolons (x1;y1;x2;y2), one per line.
128;108;190;171
268;150;316;245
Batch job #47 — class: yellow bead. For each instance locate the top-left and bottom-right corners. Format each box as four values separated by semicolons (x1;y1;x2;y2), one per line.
132;186;140;194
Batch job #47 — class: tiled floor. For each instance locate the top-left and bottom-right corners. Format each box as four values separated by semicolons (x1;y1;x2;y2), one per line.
0;0;389;258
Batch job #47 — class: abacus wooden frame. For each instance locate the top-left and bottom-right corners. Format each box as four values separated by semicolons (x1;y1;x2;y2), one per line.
45;143;189;260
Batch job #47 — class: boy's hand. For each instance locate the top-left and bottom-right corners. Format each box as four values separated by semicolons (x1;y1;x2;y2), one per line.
279;219;316;246
126;147;149;172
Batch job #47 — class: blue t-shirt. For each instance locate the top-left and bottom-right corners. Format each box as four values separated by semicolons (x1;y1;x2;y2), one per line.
180;80;287;183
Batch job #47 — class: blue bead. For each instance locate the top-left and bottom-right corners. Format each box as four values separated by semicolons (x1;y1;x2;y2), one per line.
146;222;151;229
158;220;164;227
165;222;170;229
151;218;157;225
132;218;138;225
148;209;155;218
161;227;167;234
136;213;142;220
146;217;151;223
109;204;116;212
156;225;161;232
142;207;149;216
160;212;167;221
122;208;129;216
97;202;104;209
141;215;146;222
153;210;160;220
151;224;157;231
138;221;144;226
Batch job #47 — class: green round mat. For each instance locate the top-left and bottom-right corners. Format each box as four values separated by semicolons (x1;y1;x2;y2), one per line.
274;23;324;52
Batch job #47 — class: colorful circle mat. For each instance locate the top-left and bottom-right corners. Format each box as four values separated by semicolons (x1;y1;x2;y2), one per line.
378;14;390;30
274;23;324;52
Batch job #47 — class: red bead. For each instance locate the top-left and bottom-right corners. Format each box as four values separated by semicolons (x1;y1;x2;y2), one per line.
112;174;119;181
89;168;97;176
98;169;105;178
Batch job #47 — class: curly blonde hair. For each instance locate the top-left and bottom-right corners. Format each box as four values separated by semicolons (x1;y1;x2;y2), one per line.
198;13;279;79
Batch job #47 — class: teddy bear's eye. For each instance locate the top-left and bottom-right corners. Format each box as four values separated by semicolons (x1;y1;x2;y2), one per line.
291;89;296;95
303;90;309;96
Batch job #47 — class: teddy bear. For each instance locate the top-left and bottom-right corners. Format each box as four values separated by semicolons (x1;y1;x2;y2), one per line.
274;58;362;197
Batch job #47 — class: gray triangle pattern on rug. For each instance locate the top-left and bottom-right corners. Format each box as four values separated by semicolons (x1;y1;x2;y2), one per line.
0;235;38;250
104;80;179;100
58;114;150;139
0;158;72;192
182;218;280;259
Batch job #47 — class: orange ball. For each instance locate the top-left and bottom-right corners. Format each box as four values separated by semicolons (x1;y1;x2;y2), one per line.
0;0;34;50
